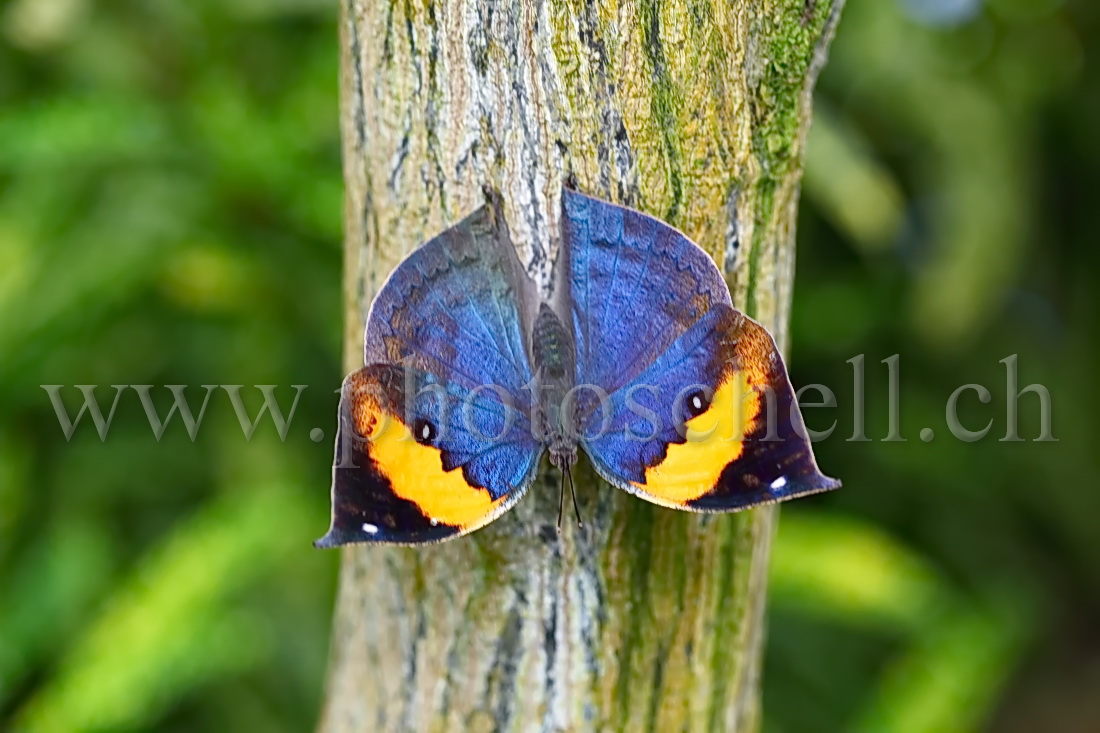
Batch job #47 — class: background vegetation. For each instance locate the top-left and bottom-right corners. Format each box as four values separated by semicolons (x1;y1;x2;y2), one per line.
1;0;1095;730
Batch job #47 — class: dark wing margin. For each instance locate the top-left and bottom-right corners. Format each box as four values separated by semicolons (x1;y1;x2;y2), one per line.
684;308;841;511
585;305;840;512
316;365;541;547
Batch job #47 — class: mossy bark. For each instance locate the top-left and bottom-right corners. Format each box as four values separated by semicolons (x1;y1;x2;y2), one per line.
320;1;842;730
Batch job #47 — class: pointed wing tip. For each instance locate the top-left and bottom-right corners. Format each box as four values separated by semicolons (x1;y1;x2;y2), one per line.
769;472;841;506
681;468;841;513
313;526;350;549
313;526;398;548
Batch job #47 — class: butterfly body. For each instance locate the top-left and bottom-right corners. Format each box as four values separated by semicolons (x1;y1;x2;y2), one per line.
528;303;580;472
317;187;839;547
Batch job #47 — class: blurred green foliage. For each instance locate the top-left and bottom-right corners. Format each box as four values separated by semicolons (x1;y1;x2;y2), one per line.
771;1;1100;731
0;0;342;730
0;0;1096;731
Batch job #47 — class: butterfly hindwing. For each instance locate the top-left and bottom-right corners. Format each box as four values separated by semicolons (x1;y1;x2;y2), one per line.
564;190;840;511
317;197;544;546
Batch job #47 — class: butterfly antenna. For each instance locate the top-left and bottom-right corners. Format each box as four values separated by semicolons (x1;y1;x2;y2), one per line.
567;466;582;528
556;466;566;533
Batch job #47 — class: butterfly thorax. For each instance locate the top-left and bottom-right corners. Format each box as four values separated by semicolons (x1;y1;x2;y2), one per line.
530;304;579;469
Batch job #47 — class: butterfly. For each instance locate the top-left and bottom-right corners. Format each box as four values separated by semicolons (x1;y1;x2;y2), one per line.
315;187;839;546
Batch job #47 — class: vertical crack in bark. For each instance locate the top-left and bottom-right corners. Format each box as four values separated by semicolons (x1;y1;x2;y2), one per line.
639;0;684;222
724;185;742;276
345;0;367;150
541;537;561;733
399;586;426;732
487;593;526;733
644;639;668;733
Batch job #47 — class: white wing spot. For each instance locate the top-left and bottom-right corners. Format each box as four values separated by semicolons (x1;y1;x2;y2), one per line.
361;522;380;535
770;476;788;490
430;518;439;526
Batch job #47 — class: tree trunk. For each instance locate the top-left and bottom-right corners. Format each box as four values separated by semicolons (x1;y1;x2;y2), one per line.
320;1;842;730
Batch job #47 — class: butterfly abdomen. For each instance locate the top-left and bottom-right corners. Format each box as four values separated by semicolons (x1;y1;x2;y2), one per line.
529;303;581;463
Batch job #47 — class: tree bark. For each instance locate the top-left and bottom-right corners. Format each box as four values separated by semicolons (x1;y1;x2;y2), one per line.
320;1;842;731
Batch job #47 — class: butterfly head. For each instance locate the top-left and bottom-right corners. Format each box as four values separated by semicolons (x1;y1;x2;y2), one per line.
548;442;577;472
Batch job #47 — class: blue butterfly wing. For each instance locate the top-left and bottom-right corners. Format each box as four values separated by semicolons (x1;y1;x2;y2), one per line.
563;189;839;511
364;201;536;397
563;189;730;397
317;364;541;546
318;200;544;546
583;306;731;482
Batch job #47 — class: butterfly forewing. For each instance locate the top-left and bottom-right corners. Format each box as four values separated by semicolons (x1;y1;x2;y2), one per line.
561;189;840;512
318;197;545;546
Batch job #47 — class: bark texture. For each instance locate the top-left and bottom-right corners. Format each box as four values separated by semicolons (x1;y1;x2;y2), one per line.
321;1;842;730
